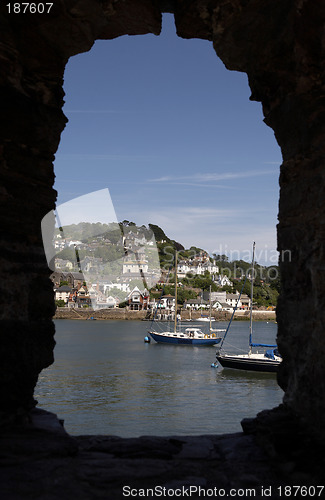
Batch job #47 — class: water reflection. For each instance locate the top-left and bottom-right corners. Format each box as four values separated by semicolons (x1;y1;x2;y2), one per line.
35;320;283;436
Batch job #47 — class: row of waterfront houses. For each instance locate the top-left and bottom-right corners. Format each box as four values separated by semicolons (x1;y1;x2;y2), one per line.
51;272;250;312
51;271;150;310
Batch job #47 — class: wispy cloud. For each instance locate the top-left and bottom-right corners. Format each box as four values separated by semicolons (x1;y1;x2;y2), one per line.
147;169;276;184
176;207;240;218
55;153;156;162
127;205;256;233
63;109;126;114
154;181;241;190
119;204;277;264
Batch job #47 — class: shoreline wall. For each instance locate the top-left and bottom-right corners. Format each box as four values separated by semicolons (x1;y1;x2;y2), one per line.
53;308;276;322
53;308;147;321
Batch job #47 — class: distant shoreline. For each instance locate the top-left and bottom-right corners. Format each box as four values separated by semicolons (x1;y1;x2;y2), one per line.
53;308;276;322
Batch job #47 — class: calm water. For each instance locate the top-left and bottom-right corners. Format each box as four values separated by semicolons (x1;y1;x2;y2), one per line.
35;319;283;437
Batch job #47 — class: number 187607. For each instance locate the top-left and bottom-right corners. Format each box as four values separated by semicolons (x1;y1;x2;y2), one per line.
6;3;53;14
277;486;324;497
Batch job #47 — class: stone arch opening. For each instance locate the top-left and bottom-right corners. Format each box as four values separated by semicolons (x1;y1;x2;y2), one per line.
1;0;325;446
41;10;275;433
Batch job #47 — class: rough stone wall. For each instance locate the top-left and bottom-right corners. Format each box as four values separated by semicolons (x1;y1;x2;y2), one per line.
0;5;66;417
1;0;325;437
174;0;325;434
0;0;161;422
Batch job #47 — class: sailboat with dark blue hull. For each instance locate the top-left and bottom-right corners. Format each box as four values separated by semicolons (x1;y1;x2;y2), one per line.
148;255;224;346
149;327;222;346
216;242;282;373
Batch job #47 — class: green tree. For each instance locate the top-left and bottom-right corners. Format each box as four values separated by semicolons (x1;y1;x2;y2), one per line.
267;266;281;292
56;247;77;262
213;254;228;262
232;279;251;297
148;223;169;242
176;288;197;305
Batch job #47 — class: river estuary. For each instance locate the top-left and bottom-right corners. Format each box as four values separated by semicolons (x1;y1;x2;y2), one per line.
35;319;283;437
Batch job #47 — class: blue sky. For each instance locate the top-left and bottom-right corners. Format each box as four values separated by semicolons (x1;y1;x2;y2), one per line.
54;14;282;265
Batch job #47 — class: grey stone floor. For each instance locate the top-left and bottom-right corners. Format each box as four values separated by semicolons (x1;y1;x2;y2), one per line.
0;409;323;499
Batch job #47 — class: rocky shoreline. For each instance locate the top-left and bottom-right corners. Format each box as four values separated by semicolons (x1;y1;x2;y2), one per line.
53;308;276;322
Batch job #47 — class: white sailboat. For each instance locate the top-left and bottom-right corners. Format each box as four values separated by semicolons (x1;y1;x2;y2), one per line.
215;242;282;372
148;254;224;346
194;290;216;322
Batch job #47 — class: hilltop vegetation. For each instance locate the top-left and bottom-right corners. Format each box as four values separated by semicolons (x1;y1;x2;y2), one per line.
54;220;280;307
55;221;149;244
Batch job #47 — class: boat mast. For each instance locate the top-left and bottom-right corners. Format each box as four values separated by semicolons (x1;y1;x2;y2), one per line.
209;284;212;332
174;250;178;333
249;242;256;354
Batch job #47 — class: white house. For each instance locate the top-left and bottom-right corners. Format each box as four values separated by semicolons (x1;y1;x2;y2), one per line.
183;298;209;310
177;261;192;277
106;295;119;308
155;294;175;311
211;300;224;310
103;282;130;294
200;262;219;275
177;259;219;278
96;294;118;309
216;274;233;287
226;292;242;308
225;292;251;309
122;249;149;275
55;285;71;304
54;236;66;251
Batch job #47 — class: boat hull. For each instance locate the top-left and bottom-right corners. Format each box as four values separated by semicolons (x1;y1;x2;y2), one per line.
216;354;280;373
149;331;220;346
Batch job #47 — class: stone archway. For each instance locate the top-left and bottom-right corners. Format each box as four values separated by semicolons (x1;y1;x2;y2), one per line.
1;0;325;442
